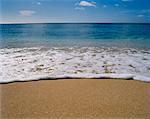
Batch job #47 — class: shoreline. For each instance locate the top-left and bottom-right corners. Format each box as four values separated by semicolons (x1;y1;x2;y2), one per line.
0;79;150;119
1;47;150;83
0;73;150;84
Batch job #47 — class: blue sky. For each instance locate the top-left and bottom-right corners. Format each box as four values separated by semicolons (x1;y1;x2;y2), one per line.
0;0;150;23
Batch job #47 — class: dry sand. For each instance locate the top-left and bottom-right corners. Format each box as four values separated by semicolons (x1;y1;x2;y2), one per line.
0;79;150;119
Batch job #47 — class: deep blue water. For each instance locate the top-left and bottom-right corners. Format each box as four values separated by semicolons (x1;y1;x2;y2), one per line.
0;23;150;49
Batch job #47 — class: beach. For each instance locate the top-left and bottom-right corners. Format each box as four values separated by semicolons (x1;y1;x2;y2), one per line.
0;23;150;119
0;79;150;119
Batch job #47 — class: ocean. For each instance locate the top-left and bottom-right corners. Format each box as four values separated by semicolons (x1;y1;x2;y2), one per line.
1;23;150;49
0;23;150;83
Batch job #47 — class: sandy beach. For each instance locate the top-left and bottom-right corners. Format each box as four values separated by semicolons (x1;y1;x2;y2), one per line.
0;79;150;119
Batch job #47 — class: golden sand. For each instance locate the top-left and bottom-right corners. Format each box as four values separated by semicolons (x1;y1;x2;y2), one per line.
0;79;150;119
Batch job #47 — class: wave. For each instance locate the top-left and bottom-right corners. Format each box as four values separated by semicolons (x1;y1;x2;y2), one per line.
0;73;150;84
0;47;150;83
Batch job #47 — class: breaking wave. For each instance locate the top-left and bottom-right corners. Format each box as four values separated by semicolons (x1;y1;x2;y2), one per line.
0;47;150;83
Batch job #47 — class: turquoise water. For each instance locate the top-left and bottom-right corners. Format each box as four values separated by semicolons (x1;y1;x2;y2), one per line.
0;23;150;49
1;23;150;83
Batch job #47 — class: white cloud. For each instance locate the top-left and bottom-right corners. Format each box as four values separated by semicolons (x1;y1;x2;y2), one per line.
141;9;150;14
115;4;119;7
37;2;41;5
103;5;107;8
75;7;85;10
32;1;41;5
121;9;150;14
121;0;133;2
78;1;96;7
19;10;36;17
137;15;144;17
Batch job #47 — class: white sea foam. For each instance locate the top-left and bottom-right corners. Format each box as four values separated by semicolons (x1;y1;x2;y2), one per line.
0;47;150;83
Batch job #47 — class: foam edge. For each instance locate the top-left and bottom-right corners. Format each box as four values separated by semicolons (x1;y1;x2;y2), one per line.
0;74;149;84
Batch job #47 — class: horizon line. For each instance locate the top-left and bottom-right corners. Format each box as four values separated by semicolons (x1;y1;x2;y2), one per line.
0;22;150;25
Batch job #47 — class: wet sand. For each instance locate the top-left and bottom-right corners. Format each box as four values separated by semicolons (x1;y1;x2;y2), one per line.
0;79;150;119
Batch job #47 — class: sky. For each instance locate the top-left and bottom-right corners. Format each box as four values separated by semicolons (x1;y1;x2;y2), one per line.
0;0;150;23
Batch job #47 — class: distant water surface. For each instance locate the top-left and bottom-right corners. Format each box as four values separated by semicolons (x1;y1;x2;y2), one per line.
0;23;150;49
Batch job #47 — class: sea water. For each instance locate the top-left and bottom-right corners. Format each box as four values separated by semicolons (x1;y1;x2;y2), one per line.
0;23;150;83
